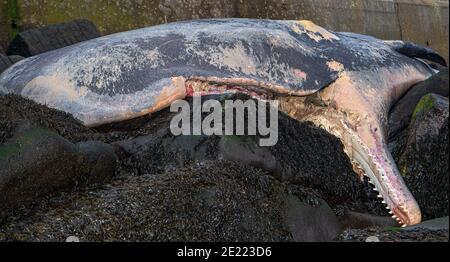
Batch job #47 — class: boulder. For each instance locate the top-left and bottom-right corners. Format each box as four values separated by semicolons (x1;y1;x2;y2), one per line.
6;19;101;57
389;69;449;140
0;54;26;75
0;54;13;74
0;160;343;242
219;135;279;176
7;55;24;64
339;211;398;230
397;94;449;220
113;95;386;217
0;125;117;218
282;194;342;242
0;161;296;241
76;141;118;185
404;217;449;231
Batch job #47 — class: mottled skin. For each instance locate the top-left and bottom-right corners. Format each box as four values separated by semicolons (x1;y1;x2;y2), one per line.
0;19;446;226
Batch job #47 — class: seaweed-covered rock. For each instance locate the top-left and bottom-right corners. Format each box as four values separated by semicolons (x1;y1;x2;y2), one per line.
113;99;385;216
0;93;389;241
0;124;117;219
397;94;449;220
339;216;449;242
0;94;95;144
283;195;341;241
0;160;344;242
337;227;448;242
76;141;118;185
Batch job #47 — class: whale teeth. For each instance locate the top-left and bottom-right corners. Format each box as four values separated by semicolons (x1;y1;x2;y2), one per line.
392;215;398;219
388;211;393;214
382;200;387;204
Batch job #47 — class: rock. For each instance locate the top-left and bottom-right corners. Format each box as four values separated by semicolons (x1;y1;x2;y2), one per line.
0;125;117;218
365;236;380;242
282;195;342;242
396;94;449;220
113;95;386;217
337;227;448;242
0;127;81;215
339;211;398;230
0;94;95;144
0;54;13;74
7;55;24;64
0;161;296;241
65;236;80;242
219;136;279;176
404;217;449;231
76;141;118;185
389;69;449;140
340;216;450;242
7;19;101;57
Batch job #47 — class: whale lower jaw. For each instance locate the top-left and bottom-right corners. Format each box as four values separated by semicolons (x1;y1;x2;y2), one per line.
302;109;422;227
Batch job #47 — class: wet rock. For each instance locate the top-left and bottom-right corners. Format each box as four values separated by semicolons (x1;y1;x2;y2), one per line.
339;211;398;230
76;141;118;185
365;236;380;242
396;94;449;220
0;125;117;218
282;195;342;242
7;55;25;64
0;54;13;74
389;69;449;141
0;94;388;240
0;127;81;215
404;217;449;231
7;19;101;57
113;100;385;216
0;94;95;144
0;161;295;242
65;236;80;242
337;225;449;242
219;136;279;175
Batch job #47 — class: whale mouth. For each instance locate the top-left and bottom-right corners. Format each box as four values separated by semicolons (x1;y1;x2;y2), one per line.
185;79;276;99
348;126;422;227
298;110;422;227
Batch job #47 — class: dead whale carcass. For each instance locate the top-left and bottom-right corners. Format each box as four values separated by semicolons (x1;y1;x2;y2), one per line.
0;19;446;226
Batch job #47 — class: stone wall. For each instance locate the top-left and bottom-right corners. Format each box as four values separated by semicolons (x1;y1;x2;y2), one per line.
0;0;448;62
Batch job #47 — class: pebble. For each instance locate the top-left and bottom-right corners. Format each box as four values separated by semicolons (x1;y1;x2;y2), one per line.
365;236;380;242
66;236;80;242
